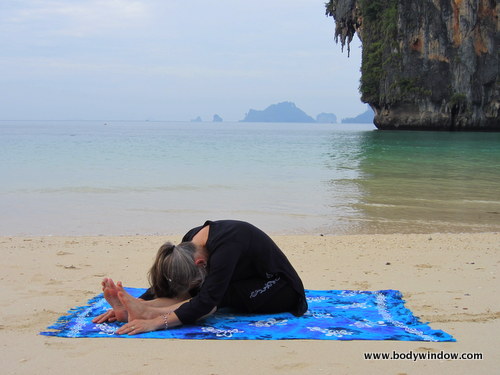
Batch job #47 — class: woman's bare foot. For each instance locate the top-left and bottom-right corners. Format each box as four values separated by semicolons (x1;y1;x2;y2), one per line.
117;282;157;321
102;278;128;322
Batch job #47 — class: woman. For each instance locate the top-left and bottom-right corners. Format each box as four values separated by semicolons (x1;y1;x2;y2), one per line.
93;220;308;335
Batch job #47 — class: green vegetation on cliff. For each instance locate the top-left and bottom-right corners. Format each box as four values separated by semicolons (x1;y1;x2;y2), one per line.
325;0;499;130
358;0;398;103
325;0;403;103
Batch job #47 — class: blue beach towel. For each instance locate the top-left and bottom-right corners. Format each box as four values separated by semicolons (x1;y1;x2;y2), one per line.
40;288;455;341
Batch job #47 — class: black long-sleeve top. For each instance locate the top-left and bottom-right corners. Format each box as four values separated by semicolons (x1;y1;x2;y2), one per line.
174;220;308;324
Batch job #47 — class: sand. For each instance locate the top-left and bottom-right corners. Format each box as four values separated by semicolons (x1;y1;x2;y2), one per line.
1;232;498;374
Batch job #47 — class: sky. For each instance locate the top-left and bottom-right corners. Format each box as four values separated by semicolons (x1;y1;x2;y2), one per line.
0;0;365;122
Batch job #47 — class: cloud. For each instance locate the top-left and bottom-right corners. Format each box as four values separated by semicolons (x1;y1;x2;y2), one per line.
1;0;150;37
0;0;366;121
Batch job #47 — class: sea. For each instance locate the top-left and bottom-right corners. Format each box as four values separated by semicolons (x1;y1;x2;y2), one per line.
1;120;499;236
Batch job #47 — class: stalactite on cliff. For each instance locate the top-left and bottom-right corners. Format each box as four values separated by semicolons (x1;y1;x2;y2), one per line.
325;0;360;57
325;0;499;130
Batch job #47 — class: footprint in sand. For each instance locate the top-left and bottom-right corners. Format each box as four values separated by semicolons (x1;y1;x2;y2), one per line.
56;251;73;256
415;264;433;269
416;346;439;352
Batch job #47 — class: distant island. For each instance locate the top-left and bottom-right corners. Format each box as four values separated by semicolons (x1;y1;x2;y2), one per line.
316;113;337;123
342;107;374;123
241;102;315;123
190;102;372;124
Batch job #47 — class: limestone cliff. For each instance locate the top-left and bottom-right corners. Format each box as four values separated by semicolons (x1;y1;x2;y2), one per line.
326;0;499;130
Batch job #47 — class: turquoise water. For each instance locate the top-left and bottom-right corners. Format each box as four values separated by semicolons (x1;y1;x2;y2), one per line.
1;121;499;235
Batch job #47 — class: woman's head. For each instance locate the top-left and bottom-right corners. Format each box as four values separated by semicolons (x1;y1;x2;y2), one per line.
148;241;206;298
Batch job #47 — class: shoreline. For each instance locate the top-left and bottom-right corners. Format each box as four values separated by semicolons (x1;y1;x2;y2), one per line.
2;221;500;238
1;232;498;374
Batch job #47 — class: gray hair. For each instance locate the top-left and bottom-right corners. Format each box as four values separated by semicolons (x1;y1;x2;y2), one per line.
148;241;206;298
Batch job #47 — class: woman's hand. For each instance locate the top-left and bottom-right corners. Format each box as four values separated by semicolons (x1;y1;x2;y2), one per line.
116;316;164;335
92;309;117;324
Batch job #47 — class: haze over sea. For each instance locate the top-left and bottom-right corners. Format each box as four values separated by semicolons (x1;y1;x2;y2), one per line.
1;120;499;236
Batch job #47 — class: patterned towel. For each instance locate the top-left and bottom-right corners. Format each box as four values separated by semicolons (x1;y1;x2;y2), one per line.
40;288;455;341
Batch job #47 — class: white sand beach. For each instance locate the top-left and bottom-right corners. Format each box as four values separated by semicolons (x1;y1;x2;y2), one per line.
1;232;498;374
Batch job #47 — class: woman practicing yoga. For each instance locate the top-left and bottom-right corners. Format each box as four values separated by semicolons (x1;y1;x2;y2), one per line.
93;220;308;335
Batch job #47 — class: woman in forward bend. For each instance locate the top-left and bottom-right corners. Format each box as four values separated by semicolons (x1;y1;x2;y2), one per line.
93;220;308;334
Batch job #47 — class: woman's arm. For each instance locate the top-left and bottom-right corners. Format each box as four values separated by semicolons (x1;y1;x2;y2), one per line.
173;245;241;324
116;299;217;335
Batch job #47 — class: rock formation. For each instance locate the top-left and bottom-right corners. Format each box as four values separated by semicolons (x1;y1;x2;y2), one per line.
316;112;338;123
342;107;374;123
241;102;316;123
326;0;499;130
213;114;223;122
